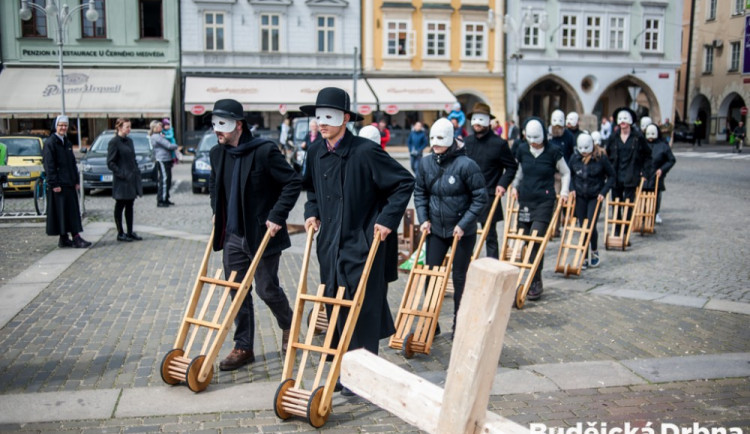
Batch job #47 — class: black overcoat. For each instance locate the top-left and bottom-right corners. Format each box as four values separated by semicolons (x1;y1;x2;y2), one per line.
107;134;142;200
605;132;651;188
304;130;414;352
208;131;302;256
43;134;83;236
644;139;676;192
463;131;517;224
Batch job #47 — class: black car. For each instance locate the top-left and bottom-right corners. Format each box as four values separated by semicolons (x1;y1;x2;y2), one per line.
189;131;218;193
80;130;157;193
672;123;695;143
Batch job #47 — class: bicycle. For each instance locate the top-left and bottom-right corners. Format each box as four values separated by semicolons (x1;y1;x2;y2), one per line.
0;176;5;215
33;171;47;216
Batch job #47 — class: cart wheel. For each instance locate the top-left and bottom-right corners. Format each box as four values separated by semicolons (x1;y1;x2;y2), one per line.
307;385;331;428
274;378;295;420
159;348;184;385
402;332;415;359
514;284;525;310
186;355;214;393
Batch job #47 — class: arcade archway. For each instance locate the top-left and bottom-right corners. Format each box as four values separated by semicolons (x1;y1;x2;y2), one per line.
518;75;582;124
593;75;660;124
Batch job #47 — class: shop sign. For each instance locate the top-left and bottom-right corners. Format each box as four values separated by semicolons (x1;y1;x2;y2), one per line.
385;104;399;115
358;105;373;115
191;105;206;116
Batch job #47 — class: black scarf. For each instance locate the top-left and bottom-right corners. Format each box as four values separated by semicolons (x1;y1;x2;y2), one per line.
225;135;264;235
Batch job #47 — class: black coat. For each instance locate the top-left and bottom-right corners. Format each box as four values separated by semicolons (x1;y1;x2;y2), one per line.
463;131;517;224
644;139;676;191
209;130;302;257
43;134;83;236
107;134;143;200
569;153;615;199
414;145;488;239
605;131;651;188
304;130;414;352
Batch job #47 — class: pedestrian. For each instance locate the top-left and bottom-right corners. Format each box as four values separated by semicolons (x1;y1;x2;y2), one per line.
568;132;615;269
732;121;745;153
415;118;487;337
463;102;518;259
549;109;575;164
591;131;603;148
511;117;571;300
600;117;612;141
451;117;468;140
566;111;582;143
43;115;91;248
406;121;428;174
659;118;673;146
508;119;520;146
446;102;466;130
161;118;180;164
693;118;704;146
107;118;143;242
279;117;290;148
149;120;178;207
490;118;503;137
301;87;414;395
208;98;302;371
605;108;651;214
377;119;391;150
639;116;652;134
643;124;676;224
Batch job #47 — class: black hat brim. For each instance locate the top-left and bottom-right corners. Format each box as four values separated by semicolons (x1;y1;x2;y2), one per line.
300;104;363;122
211;109;245;121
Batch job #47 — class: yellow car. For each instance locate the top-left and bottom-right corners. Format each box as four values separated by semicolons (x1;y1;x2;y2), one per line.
0;135;45;193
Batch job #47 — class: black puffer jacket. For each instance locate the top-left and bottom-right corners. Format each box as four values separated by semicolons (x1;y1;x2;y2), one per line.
644;137;676;191
568;152;615;199
414;143;488;238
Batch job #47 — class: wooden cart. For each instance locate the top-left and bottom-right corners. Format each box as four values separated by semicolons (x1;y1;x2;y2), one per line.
604;179;643;250
389;230;459;358
499;190;563;309
632;173;660;235
160;229;272;393
274;228;382;428
472;192;502;261
554;196;603;277
501;191;524;262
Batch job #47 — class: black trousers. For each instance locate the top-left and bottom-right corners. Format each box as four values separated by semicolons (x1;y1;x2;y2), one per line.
114;199;134;234
157;160;173;203
223;233;293;351
425;233;476;328
574;196;600;253
517;220;549;284
611;184;637;235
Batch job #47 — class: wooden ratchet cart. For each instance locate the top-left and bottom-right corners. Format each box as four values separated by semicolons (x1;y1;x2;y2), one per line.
275;228;382;428
604;178;643;251
632;173;660;235
160;228;272;393
554;195;603;277
472;192;502;261
499;189;563;309
389;230;459;358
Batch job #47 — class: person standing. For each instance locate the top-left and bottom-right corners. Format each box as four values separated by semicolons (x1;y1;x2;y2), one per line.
207;99;301;371
107;118;143;242
600;117;612;141
508;120;520;146
733;121;745;153
659;118;674;146
643;124;676;224
463;103;518;259
406;121;428;174
415;118;487;336
161;118;180;164
377;119;391;150
43;115;91;248
693;118;704;146
447;102;466;130
302;87;414;394
149;120;178;207
605;108;651;208
549;109;575;164
566;111;582;143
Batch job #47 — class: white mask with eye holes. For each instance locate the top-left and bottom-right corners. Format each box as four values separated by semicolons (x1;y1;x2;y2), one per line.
640;116;653;132
525;120;545;145
577;133;594;154
430;118;454;148
551;110;565;127
212;116;237;133
566;112;579;127
315;108;345;127
645;124;659;140
591;131;602;146
617;110;633;125
471;114;491;127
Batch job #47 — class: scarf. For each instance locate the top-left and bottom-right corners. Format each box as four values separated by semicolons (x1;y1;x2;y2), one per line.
225;136;264;235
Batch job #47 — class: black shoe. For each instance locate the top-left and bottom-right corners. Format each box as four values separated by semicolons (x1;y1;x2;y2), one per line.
72;235;92;249
527;281;543;301
334;380;343;392
340;386;356;397
127;232;142;241
166;200;175;206
157;202;169;208
58;237;73;248
117;233;133;242
434;323;441;336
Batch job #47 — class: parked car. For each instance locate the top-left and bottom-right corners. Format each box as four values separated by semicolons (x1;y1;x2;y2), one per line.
80;130;157;193
188;131;218;194
0;135;45;193
672;123;695;143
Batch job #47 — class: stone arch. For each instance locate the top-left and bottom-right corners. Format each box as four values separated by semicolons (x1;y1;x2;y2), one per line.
688;93;711;142
594;75;661;123
717;92;745;140
518;74;582;124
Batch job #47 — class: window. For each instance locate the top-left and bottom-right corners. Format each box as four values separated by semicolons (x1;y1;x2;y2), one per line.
730;41;741;71
21;0;47;38
609;16;626;50
734;0;744;15
261;14;280;52
704;45;714;73
463;22;486;58
316;16;335;53
585;16;601;49
385;20;410;56
707;0;717;20
425;21;448;57
522;12;545;48
81;0;106;38
561;15;577;48
643;18;661;52
140;0;163;39
204;12;224;51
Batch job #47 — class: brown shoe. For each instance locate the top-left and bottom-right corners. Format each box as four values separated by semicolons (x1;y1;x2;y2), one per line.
219;348;254;371
282;329;290;353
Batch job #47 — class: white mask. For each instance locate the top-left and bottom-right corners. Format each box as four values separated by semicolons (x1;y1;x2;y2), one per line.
645;124;659;140
577;133;594;154
212;115;237;133
617;110;633;125
471;113;491;127
358;125;381;144
639;116;652;131
525;120;544;145
551;110;565;127
315;108;345;127
430;118;454;148
566;112;579;127
591;131;602;146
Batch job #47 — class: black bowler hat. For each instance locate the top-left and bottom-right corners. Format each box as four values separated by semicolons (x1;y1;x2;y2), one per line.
212;99;245;120
300;87;363;122
612;106;637;126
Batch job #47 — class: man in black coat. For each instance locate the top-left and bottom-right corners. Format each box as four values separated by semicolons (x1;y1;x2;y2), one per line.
208;99;302;371
301;88;414;394
605;107;651;204
463;103;518;259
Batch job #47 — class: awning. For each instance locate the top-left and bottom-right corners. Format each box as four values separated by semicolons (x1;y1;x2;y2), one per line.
0;67;176;118
365;78;457;113
184;77;378;115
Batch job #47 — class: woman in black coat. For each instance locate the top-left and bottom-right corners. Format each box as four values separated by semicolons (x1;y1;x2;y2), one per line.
107;118;143;242
643;124;676;224
414;118;488;336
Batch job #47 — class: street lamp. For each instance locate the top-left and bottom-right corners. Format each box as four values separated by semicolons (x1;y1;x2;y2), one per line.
20;0;99;117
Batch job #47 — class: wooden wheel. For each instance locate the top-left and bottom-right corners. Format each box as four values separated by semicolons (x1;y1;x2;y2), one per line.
274;378;295;420
159;348;184;385
306;385;331;428
402;332;415;359
186;355;213;393
514;284;525;310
